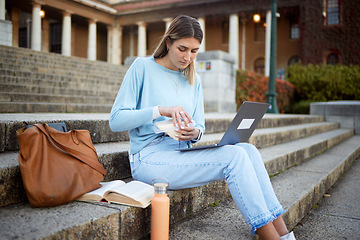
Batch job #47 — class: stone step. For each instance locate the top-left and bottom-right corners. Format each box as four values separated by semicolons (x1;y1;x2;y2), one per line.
0;45;127;74
0;74;122;88
201;112;325;131
0;61;126;77
0;68;124;85
167;135;360;239
0;92;115;105
0;113;325;152
0;114;332;207
0;113;125;152
0;122;350;207
259;128;354;176
0;131;357;239
0;43;125;114
0;82;118;97
0;72;121;91
0;180;229;240
0;47;110;64
200;121;340;149
292;155;360;239
0;67;123;86
277;135;360;229
0;102;113;114
0;140;132;207
0;90;116;113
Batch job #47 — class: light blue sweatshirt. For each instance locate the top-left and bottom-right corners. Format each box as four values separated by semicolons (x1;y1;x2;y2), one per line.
109;56;205;154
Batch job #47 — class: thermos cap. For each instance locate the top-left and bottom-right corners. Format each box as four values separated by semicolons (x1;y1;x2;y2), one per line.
154;182;168;194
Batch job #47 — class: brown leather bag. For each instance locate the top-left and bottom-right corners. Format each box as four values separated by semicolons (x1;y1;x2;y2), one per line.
16;123;107;207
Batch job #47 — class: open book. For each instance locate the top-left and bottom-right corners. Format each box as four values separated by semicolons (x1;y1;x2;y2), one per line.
77;180;154;208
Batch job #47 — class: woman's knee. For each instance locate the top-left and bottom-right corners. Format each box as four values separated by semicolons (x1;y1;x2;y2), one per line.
221;145;249;159
219;145;252;170
236;143;262;160
236;142;258;152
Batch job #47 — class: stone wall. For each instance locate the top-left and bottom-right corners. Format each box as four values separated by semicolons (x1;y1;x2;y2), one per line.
310;101;360;134
0;20;12;46
196;51;236;113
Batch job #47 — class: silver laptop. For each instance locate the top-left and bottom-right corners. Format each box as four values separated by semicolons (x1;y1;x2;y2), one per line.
178;101;270;152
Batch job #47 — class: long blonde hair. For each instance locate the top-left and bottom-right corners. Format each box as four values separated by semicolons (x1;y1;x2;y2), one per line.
153;15;203;85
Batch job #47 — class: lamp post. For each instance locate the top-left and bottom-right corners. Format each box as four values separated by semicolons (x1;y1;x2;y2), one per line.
266;0;279;113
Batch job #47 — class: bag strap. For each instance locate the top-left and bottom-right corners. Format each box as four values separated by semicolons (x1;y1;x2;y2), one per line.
34;124;107;176
70;130;97;155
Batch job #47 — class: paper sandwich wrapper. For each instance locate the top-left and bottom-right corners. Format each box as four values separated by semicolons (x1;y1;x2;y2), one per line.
154;119;195;141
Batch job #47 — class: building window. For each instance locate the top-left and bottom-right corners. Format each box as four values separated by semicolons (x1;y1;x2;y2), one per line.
289;17;299;39
326;52;340;65
19;28;28;48
290;23;300;39
324;0;341;25
254;57;265;74
50;23;62;53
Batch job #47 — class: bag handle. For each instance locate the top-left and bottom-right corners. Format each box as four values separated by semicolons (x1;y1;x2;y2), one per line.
34;124;107;176
70;130;97;155
39;124;106;175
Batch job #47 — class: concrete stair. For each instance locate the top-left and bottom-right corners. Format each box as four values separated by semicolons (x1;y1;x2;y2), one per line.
0;113;359;239
0;45;128;113
168;136;360;239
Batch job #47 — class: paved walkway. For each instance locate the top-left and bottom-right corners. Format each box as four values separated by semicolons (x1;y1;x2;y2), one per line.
293;157;360;239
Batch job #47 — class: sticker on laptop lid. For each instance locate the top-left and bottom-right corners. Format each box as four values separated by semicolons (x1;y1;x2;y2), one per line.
237;119;255;130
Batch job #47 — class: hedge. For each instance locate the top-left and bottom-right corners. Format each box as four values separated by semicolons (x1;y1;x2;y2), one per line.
236;70;295;113
286;64;360;101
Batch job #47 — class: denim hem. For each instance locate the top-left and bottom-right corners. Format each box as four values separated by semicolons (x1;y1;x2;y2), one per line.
249;206;286;235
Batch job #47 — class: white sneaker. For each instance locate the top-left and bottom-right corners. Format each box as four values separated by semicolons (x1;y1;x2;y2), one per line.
280;231;296;240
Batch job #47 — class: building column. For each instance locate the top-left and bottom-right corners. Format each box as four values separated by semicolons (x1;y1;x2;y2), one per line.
116;26;123;64
31;1;42;51
163;17;172;31
197;17;206;52
0;0;5;20
129;27;134;57
88;19;97;61
107;24;122;65
42;17;49;52
11;7;19;47
107;25;112;63
241;18;247;70
137;21;147;57
265;10;271;77
62;11;72;57
229;13;239;67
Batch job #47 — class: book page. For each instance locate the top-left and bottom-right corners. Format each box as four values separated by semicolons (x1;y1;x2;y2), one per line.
105;181;154;206
77;180;125;201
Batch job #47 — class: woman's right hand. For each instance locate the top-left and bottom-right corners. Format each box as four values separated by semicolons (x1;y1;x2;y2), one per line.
158;106;193;129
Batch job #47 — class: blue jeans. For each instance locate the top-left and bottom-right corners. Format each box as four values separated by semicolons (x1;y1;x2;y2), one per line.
129;135;285;235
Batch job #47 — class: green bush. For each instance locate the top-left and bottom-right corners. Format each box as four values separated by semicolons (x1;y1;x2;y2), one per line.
286;64;360;102
291;100;312;114
236;70;295;113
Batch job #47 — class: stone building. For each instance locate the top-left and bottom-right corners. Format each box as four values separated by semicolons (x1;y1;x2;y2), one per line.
2;0;357;73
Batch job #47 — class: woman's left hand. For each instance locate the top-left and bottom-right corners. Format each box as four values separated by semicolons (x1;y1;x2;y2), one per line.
175;126;200;141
